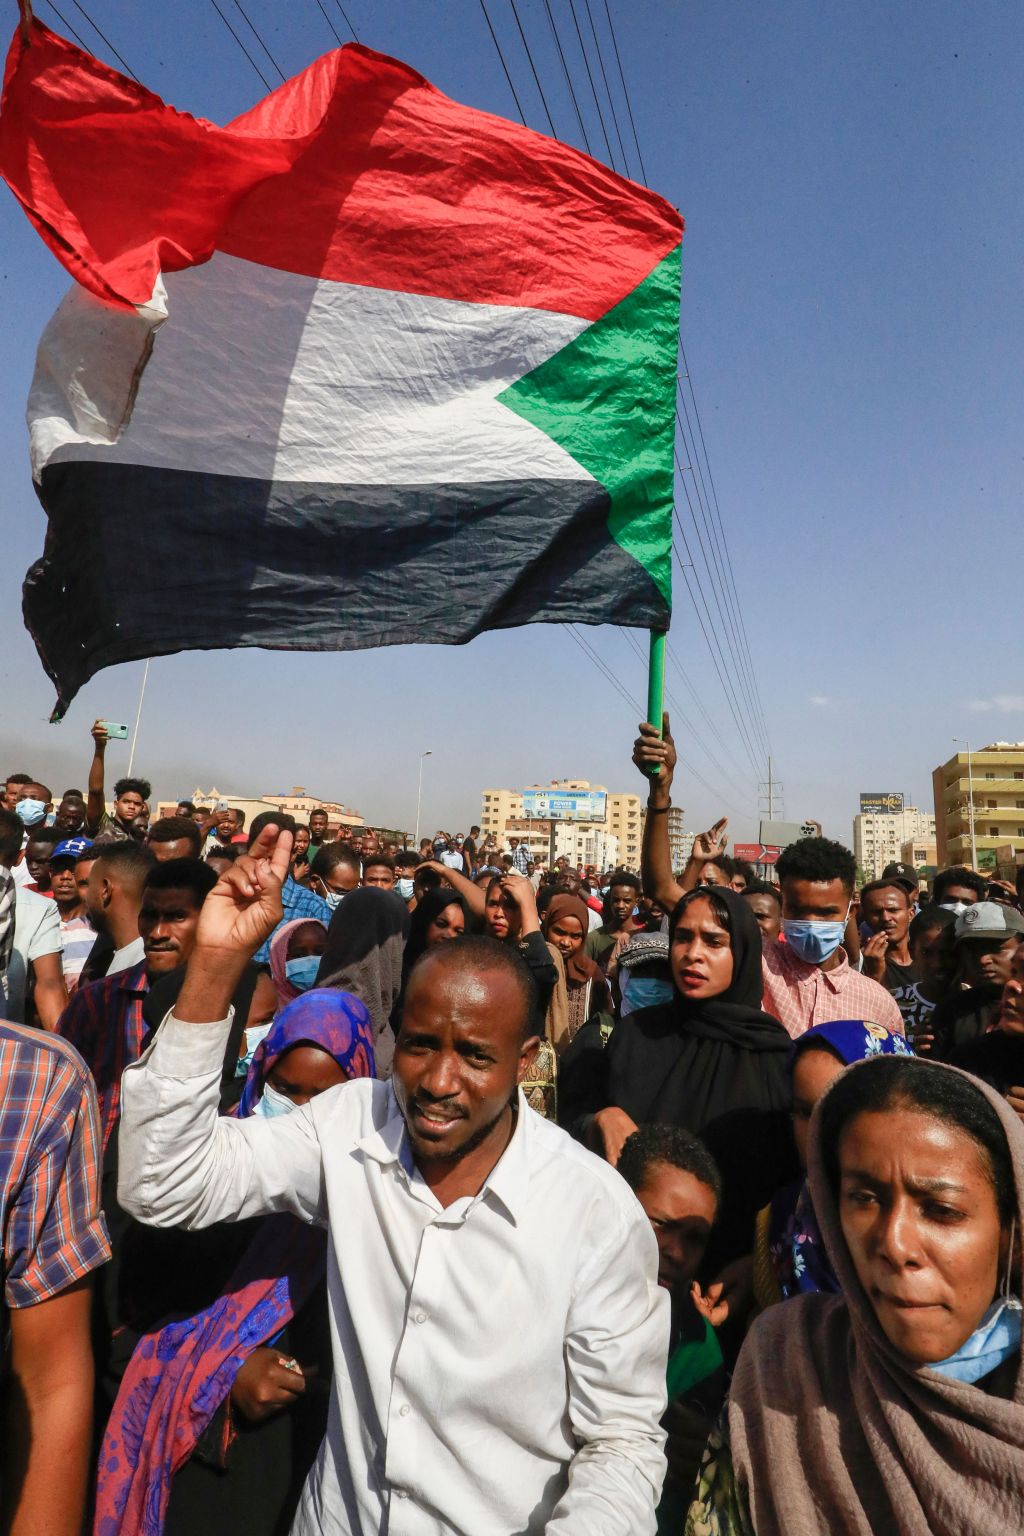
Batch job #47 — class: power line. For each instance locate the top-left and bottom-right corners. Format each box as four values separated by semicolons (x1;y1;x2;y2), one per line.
597;0;775;769
62;0;140;78
681;353;774;756
567;0;614;164
331;0;359;41
582;0;631;176
542;0;592;153
209;0;273;90
313;0;346;48
618;628;755;807
675;404;769;761
478;0;528;126
39;0;91;52
230;0;285;81
478;0;767;794
601;0;648;184
509;0;558;137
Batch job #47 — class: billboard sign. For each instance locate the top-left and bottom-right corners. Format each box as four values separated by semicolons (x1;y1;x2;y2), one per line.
523;789;607;823
734;843;782;866
859;792;904;815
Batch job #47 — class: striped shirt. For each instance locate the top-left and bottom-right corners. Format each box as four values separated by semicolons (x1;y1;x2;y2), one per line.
59;913;96;993
1;1021;110;1310
56;961;149;1152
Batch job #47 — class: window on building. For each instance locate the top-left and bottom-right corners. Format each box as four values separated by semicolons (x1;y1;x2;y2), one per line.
1016;772;1024;780
1017;801;1024;810
990;826;999;837
985;772;996;780
987;800;998;809
1018;828;1024;839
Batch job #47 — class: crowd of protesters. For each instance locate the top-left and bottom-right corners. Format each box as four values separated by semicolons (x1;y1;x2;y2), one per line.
1;713;1023;1535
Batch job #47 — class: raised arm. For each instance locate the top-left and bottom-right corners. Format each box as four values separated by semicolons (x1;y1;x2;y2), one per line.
420;858;486;918
633;715;686;910
118;825;325;1230
85;720;108;834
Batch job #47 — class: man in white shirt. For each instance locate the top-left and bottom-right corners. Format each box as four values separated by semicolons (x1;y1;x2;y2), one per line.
119;825;669;1536
0;806;67;1028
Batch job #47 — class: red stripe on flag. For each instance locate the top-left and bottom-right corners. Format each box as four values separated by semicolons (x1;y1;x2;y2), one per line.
1;22;681;321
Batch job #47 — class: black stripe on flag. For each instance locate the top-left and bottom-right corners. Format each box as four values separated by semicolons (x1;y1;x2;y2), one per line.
26;462;669;708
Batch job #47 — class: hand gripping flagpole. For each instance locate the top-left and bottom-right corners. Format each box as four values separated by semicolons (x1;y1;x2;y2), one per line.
646;629;666;771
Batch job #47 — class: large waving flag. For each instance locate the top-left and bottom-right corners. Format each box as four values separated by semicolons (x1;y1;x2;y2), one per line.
1;21;682;713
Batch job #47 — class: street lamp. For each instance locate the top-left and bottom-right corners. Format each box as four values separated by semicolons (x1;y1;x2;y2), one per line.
414;751;432;845
952;737;978;870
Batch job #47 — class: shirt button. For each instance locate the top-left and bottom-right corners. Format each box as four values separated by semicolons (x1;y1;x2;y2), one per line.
399;1403;411;1417
414;1311;427;1324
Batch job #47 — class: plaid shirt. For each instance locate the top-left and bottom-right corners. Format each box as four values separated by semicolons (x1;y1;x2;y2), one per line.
56;961;149;1152
1;1020;110;1310
254;877;331;963
510;844;531;875
761;941;904;1040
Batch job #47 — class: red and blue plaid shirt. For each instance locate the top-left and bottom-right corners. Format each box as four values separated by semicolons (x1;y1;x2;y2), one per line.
1;1020;110;1310
57;960;149;1153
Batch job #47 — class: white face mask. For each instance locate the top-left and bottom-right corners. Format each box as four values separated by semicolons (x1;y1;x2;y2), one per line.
939;900;968;917
254;1082;296;1118
396;878;415;900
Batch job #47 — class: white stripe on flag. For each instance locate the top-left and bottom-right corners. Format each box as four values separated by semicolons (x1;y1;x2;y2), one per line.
31;252;593;487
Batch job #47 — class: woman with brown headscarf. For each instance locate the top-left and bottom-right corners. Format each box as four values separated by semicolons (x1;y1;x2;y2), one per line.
541;893;610;1048
686;1055;1024;1534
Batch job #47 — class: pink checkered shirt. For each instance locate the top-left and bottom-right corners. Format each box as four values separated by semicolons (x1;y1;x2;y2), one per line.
762;940;904;1040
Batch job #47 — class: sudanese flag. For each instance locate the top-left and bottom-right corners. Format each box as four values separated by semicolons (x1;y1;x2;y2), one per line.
0;20;682;713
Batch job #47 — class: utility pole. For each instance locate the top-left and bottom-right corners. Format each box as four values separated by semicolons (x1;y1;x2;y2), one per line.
414;750;431;845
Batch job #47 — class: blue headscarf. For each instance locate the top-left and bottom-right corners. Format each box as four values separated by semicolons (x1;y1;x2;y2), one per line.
770;1019;912;1298
237;986;376;1117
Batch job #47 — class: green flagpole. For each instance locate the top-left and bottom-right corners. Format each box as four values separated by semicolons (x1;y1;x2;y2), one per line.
646;629;666;770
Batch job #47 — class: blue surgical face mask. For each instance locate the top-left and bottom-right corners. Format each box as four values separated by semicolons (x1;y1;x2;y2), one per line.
16;798;47;828
781;914;849;966
234;1020;273;1077
396;878;415;900
621;974;675;1017
928;1297;1022;1384
285;955;321;992
318;887;344;912
254;1081;296;1119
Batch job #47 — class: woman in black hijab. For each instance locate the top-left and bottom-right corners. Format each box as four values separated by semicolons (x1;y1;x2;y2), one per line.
315;887;410;1078
561;884;796;1267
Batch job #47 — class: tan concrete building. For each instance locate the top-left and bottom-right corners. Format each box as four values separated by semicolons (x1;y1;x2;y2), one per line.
157;785;365;835
480;779;643;869
900;836;938;875
852;806;936;881
933;743;1024;870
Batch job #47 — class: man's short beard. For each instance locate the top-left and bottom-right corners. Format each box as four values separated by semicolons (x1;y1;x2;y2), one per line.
408;1101;512;1164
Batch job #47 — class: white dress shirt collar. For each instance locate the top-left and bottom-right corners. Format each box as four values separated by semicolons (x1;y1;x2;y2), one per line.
356;1084;532;1225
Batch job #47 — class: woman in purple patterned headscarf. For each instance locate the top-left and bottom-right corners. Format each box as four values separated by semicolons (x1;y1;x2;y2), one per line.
96;989;375;1536
753;1018;912;1306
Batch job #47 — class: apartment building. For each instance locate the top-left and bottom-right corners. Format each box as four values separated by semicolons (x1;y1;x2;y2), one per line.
480;778;643;869
852;806;936;881
933;743;1024;870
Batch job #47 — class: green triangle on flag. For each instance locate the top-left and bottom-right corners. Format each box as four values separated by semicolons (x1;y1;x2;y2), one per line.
498;245;681;607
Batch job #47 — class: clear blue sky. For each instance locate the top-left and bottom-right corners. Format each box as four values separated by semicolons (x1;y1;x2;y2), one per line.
2;0;1021;845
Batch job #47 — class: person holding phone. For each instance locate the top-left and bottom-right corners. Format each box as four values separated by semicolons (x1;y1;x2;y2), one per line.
84;721;150;843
